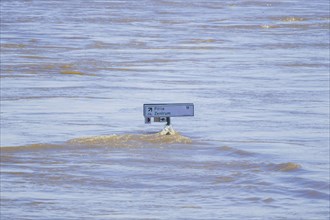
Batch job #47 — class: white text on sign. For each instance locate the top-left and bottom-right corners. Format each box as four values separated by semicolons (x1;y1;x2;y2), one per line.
143;103;194;118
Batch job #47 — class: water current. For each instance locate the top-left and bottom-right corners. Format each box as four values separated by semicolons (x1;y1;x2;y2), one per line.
1;0;329;219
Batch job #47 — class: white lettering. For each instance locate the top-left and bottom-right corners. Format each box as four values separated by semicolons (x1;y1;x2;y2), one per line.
155;112;171;116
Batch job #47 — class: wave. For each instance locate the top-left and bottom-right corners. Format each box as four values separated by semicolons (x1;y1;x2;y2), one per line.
217;146;256;157
68;129;192;147
1;129;192;152
1;143;65;152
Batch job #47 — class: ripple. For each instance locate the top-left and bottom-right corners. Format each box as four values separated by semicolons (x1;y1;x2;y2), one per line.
218;146;256;157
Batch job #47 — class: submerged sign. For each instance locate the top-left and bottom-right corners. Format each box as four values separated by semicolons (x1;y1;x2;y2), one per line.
143;103;194;124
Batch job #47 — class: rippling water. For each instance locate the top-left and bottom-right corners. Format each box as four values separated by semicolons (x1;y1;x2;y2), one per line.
1;0;329;219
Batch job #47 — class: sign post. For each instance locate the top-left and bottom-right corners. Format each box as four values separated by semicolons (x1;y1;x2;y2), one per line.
143;103;194;126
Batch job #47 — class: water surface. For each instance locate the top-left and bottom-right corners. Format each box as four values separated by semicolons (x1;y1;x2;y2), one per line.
1;0;329;219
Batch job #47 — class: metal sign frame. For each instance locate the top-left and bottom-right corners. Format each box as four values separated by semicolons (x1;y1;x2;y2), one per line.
143;103;194;124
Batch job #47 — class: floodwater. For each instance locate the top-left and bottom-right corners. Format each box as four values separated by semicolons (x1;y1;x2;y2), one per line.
1;0;329;219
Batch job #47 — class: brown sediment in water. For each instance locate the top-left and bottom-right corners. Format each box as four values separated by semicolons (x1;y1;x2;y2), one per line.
218;146;255;157
1;43;27;49
1;131;192;152
0;143;64;152
271;162;302;172
60;70;85;75
68;131;192;147
20;55;49;59
60;64;73;69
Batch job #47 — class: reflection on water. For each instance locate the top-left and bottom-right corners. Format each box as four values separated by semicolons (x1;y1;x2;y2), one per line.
1;0;329;219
